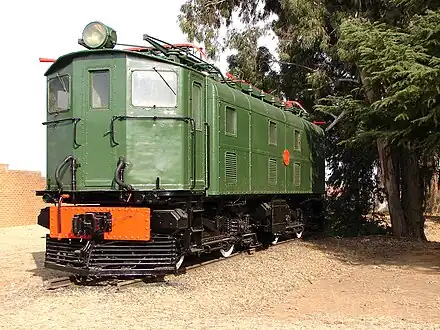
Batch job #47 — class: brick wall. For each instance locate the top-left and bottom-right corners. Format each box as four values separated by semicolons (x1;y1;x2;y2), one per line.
0;164;47;228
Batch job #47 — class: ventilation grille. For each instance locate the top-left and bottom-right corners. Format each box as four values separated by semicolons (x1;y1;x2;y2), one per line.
268;158;277;185
294;163;301;186
225;152;237;184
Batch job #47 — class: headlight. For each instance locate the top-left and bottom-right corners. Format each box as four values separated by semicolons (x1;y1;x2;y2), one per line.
80;21;117;49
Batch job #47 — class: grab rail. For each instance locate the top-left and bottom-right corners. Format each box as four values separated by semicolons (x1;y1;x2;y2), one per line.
204;122;210;190
42;117;81;148
54;155;76;192
114;156;134;191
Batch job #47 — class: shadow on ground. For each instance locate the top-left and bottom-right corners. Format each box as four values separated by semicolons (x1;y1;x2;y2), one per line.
29;251;66;281
302;234;440;274
26;220;440;285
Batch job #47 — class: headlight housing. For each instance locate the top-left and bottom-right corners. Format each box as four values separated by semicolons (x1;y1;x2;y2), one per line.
80;21;117;49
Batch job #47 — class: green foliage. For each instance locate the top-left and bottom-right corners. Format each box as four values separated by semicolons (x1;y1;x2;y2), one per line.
324;196;388;237
337;10;440;154
178;0;271;59
317;94;386;236
224;27;280;92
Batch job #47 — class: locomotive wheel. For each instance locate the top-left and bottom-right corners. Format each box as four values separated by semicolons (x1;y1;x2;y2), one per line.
219;244;234;258
295;208;305;239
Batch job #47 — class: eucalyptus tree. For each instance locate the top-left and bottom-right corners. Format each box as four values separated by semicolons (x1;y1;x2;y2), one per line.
178;0;440;239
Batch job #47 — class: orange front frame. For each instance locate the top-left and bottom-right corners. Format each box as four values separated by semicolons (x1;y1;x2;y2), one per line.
49;206;151;241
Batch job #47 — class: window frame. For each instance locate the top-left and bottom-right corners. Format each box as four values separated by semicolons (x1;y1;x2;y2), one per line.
294;129;301;151
130;68;179;109
225;106;237;137
47;74;70;114
192;81;203;131
89;69;111;111
268;120;277;146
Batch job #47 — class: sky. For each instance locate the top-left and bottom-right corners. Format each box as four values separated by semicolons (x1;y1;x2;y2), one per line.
0;1;278;176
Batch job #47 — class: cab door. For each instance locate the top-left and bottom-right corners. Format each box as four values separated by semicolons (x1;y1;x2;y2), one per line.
80;62;118;188
189;73;206;190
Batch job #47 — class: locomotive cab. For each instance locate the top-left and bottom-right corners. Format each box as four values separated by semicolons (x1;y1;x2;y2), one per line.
43;31;204;197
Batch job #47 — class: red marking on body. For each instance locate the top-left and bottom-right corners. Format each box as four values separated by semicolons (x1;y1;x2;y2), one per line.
283;149;290;166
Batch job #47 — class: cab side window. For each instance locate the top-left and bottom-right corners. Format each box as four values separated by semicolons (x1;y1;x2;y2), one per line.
294;129;301;151
225;106;237;136
269;120;277;145
48;75;70;113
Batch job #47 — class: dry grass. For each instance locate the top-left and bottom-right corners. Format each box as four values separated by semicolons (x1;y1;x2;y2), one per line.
0;222;440;329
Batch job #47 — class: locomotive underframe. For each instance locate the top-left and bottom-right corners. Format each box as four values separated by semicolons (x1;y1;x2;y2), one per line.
37;189;324;279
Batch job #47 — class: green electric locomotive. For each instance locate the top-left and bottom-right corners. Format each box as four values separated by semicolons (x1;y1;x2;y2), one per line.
37;21;325;279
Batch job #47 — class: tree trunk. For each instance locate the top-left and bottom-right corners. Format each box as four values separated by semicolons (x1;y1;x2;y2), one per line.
398;148;409;236
359;69;427;240
377;138;405;237
401;148;427;241
424;165;440;214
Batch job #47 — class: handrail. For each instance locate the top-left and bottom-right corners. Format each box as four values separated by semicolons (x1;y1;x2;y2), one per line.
42;117;82;148
114;156;134;191
54;155;75;192
108;115;197;190
204;122;210;190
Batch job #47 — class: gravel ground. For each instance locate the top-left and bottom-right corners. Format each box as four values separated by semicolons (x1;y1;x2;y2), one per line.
1;223;440;329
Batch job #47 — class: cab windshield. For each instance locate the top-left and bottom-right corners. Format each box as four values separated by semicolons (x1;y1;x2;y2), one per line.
131;69;177;108
48;74;70;113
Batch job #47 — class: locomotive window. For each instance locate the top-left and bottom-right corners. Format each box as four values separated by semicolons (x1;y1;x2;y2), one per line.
48;75;69;113
269;121;277;145
131;69;177;108
192;82;202;130
91;70;110;109
225;106;237;136
294;130;301;150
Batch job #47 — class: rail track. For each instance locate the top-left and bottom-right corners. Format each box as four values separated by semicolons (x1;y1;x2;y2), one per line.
45;235;301;290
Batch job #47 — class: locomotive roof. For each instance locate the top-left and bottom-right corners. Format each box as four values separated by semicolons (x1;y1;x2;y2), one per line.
43;48;188;76
44;48;322;131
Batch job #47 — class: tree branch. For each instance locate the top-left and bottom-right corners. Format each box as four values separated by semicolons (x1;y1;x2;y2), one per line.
326;110;347;132
204;0;227;8
273;59;315;72
337;78;360;84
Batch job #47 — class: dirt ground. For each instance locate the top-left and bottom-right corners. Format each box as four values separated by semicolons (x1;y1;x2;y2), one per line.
0;220;439;329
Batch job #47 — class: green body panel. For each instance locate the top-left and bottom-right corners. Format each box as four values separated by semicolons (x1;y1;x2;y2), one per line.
123;57;191;190
46;66;74;191
43;49;324;196
77;55;126;187
205;79;325;196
